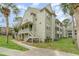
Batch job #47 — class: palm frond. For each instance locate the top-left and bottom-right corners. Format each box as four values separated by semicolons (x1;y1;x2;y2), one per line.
60;3;74;16
60;3;69;14
13;6;20;15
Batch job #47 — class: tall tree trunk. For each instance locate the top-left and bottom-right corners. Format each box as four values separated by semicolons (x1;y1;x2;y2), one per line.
74;7;79;48
6;16;9;43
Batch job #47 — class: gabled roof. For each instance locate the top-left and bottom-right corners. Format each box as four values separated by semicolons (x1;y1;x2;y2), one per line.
56;19;62;23
24;4;56;16
40;4;56;16
45;4;53;13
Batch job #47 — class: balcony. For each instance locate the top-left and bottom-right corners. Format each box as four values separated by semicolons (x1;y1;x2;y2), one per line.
21;16;33;26
18;28;30;34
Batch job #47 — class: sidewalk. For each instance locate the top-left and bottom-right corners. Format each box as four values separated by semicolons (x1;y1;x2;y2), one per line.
12;40;78;56
12;40;37;50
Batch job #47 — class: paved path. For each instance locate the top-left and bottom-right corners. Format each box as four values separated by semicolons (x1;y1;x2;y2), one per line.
12;40;37;50
12;40;78;56
23;48;77;56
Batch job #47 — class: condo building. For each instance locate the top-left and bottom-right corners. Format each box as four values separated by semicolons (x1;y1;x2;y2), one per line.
16;4;77;42
66;22;77;38
62;20;77;39
55;19;63;40
18;4;56;42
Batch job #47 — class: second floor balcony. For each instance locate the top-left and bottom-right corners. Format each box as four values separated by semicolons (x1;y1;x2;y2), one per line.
21;16;33;26
18;28;32;34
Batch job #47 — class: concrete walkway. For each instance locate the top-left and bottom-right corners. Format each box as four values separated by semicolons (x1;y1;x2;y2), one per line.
12;40;78;56
12;40;37;50
23;48;77;56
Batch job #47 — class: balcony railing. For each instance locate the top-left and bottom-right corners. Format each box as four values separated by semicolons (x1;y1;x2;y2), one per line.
18;28;30;34
21;16;33;25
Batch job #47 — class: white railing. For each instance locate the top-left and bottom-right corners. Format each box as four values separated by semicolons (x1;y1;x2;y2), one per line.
18;28;30;34
24;16;33;23
24;31;40;42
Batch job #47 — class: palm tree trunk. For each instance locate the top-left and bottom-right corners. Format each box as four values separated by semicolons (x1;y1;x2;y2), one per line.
75;16;79;48
74;8;79;48
6;16;9;43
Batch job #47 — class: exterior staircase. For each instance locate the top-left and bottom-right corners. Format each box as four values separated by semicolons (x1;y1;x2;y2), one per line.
24;31;40;43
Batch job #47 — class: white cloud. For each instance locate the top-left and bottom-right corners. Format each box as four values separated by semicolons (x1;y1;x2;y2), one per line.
17;5;27;10
30;3;40;8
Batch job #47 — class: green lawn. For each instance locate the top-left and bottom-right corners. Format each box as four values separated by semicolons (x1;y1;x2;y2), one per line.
32;38;79;55
0;35;28;51
0;53;7;56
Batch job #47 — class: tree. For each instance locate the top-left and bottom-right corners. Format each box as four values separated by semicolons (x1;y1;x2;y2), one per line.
13;6;20;16
60;3;79;48
13;16;22;40
13;6;20;21
13;17;22;33
0;3;19;43
60;3;75;40
74;5;79;48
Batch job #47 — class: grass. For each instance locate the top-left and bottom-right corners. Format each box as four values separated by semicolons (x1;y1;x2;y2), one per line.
0;53;7;56
32;38;79;55
0;35;28;51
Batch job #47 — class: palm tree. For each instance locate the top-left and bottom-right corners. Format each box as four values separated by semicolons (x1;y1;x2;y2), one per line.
13;16;22;39
60;3;79;48
60;3;75;40
13;6;20;17
0;3;18;43
11;6;20;40
13;6;20;21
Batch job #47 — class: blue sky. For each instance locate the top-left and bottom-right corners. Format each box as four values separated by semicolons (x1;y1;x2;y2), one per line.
0;3;71;27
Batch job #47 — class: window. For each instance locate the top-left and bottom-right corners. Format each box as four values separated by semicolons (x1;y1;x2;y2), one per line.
55;34;59;38
22;27;24;29
68;30;72;33
55;27;59;31
60;29;62;31
39;22;41;24
68;30;72;35
46;26;49;29
35;18;37;21
68;33;72;35
60;23;62;26
75;33;77;35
